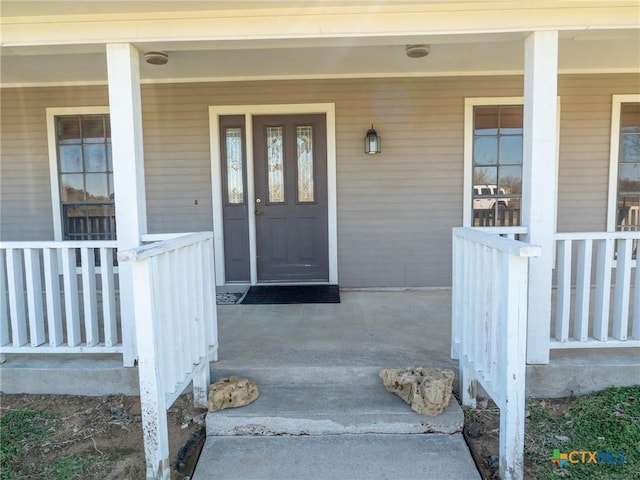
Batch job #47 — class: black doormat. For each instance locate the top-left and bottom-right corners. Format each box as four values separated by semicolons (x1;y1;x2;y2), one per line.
240;285;340;305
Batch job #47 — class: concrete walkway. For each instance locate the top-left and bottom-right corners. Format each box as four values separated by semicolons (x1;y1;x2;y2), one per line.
192;289;480;480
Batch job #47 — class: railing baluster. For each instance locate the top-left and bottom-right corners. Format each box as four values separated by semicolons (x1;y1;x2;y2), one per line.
24;249;46;346
6;249;28;346
62;247;81;347
633;255;640;340
555;240;572;342
159;253;178;394
100;247;118;346
0;252;10;347
574;239;592;341
81;248;99;346
593;239;613;341
203;239;218;361
43;248;64;347
613;239;633;340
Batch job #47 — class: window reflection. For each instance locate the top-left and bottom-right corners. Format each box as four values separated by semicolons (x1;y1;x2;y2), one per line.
472;105;523;227
616;103;640;235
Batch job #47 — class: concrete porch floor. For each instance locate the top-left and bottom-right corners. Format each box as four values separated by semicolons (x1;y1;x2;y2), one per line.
212;288;639;398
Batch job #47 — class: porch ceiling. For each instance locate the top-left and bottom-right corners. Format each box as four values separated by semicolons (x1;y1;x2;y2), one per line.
1;28;638;86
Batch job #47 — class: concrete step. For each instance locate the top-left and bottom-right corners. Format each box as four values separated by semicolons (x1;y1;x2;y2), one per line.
210;364;459;387
192;434;481;480
206;384;463;436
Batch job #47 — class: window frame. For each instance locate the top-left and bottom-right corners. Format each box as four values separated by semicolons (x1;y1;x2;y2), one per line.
463;97;524;227
606;94;640;232
46;107;111;241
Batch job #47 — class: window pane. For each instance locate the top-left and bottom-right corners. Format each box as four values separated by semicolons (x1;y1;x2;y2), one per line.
621;103;640;133
618;164;640;193
84;144;107;172
474;137;498;165
499;106;523;134
267;126;285;203
108;174;114;199
63;204;116;241
85;174;109;200
107;144;113;171
499;136;523;164
297;126;314;202
474;107;498;135
620;134;640;163
617;196;640;231
225;128;244;204
57;117;81;144
82;116;105;143
473;166;497;186
61;174;85;201
499;165;522;194
60;145;82;172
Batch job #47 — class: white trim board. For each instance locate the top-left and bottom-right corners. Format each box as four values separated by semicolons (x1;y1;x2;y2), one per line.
46;106;111;241
607;94;640;232
209;103;338;287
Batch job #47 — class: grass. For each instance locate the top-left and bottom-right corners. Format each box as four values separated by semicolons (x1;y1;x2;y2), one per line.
0;407;96;480
525;386;640;479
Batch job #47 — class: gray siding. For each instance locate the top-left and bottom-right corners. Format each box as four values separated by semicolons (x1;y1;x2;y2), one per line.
1;74;639;287
0;87;109;240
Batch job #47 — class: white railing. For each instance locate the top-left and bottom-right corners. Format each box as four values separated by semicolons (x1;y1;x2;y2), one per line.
452;227;541;480
0;241;121;358
553;232;640;349
118;232;218;480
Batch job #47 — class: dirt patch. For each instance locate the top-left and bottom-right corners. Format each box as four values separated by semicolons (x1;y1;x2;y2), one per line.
461;394;604;480
0;392;207;480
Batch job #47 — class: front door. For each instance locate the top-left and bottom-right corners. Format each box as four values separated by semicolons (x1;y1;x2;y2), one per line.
253;114;329;282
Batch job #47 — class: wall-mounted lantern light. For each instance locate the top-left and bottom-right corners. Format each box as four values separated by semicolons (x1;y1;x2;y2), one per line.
364;125;381;154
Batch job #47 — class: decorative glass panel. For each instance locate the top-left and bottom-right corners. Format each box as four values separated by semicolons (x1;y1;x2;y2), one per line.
297;126;314;202
225;128;244;204
267;126;285;203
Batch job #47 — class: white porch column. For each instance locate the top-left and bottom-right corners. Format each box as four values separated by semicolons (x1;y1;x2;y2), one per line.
521;31;558;364
522;31;558;364
106;43;148;367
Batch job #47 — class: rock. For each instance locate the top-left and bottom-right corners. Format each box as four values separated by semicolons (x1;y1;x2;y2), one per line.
207;376;259;412
379;366;454;416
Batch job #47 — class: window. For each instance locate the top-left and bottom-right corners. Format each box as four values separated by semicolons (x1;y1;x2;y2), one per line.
47;108;115;240
466;100;523;227
609;99;640;233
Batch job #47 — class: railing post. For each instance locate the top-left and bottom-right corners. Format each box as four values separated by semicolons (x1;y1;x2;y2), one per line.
499;254;528;480
131;257;170;480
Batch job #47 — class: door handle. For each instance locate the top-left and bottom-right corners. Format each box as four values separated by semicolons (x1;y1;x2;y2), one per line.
255;209;263;216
